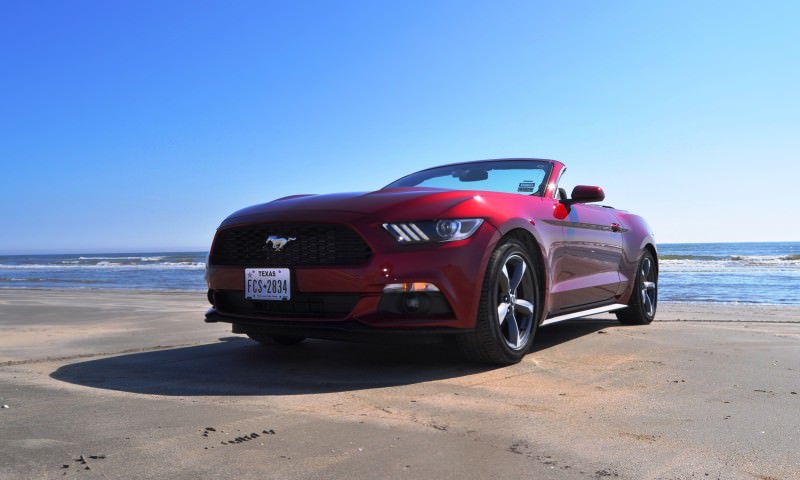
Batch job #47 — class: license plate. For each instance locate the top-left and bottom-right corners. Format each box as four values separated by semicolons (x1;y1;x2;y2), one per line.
245;268;290;301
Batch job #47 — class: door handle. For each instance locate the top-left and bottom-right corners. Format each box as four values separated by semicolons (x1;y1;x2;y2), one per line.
611;223;621;232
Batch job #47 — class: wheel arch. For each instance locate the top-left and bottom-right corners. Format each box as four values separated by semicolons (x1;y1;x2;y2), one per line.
618;240;659;307
643;243;659;277
457;226;547;364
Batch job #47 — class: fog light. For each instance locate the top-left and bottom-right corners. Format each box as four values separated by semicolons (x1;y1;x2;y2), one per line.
404;294;422;313
401;292;432;314
383;282;440;292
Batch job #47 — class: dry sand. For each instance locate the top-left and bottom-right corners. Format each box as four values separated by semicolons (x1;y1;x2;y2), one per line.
1;289;799;479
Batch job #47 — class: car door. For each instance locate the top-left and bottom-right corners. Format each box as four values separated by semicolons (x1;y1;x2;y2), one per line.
549;202;623;312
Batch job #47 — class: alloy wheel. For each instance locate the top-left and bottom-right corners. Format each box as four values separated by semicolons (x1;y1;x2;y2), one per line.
640;256;657;317
496;254;535;350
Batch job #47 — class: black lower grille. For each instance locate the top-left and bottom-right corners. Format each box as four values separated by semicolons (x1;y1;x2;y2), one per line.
213;290;359;318
210;223;372;267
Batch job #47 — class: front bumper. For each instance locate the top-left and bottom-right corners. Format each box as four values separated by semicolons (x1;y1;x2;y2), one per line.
205;219;500;331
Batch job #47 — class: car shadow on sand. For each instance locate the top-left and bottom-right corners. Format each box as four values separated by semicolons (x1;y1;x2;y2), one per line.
50;318;620;396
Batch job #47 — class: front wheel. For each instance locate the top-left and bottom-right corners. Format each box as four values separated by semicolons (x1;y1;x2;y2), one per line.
616;250;658;325
459;239;541;365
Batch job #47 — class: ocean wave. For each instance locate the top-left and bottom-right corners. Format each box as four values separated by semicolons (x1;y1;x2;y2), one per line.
77;256;166;261
660;254;721;261
661;254;800;263
0;252;209;293
69;256;170;265
0;277;104;284
661;254;800;267
0;262;206;270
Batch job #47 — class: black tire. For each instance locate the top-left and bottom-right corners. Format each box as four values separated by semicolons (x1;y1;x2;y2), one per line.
616;250;658;325
458;239;541;365
246;333;306;346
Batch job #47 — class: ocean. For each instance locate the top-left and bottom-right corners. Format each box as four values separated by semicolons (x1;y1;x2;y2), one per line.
657;242;800;305
0;242;798;305
0;253;207;292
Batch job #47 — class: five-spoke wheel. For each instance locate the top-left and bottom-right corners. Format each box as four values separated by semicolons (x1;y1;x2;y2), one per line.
459;239;540;365
496;254;535;350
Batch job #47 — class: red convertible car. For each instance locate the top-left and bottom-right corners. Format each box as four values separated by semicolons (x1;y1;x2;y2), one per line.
205;159;657;364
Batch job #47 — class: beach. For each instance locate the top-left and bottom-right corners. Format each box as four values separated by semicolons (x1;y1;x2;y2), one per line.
1;289;799;479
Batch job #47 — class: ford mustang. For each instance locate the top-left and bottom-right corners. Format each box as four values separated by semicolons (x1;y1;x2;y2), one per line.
204;158;658;364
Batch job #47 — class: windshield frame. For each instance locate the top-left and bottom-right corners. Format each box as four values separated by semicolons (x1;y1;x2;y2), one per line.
383;159;556;197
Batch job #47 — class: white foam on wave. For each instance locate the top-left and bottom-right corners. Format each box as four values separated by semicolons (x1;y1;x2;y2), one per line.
77;256;166;261
0;262;206;271
661;255;800;273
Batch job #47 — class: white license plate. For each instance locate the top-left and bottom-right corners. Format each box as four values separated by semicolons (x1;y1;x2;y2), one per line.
245;268;291;301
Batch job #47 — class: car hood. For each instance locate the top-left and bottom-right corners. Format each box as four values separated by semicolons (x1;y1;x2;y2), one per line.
221;188;481;226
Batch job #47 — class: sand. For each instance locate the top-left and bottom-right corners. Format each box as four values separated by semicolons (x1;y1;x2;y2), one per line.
1;289;799;479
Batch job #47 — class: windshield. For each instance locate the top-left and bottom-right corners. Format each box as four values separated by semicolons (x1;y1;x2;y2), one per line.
384;160;553;196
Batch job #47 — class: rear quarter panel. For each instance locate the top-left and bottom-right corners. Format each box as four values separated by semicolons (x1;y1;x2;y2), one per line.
611;210;658;303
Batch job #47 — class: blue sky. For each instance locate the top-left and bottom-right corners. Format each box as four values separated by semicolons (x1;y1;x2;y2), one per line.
1;0;798;253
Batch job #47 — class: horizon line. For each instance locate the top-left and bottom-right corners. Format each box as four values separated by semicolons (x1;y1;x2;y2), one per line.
1;240;799;256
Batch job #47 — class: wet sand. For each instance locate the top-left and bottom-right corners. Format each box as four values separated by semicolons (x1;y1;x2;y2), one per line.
1;289;799;479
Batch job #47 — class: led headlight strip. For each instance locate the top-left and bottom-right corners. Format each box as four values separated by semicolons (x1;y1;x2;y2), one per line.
382;219;484;244
387;222;430;242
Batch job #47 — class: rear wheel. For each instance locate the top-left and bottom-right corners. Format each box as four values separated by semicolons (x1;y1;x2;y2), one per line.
246;333;306;346
617;250;657;325
459;239;540;365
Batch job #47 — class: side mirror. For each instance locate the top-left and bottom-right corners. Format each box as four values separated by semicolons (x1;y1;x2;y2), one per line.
557;186;605;216
570;185;605;203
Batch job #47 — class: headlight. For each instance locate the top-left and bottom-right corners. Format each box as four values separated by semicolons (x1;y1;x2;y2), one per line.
382;218;484;244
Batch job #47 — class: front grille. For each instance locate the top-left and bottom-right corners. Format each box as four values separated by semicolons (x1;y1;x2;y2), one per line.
213;290;359;318
210;223;372;267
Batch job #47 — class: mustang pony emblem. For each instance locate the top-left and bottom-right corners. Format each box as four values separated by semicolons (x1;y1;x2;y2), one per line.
265;235;296;252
